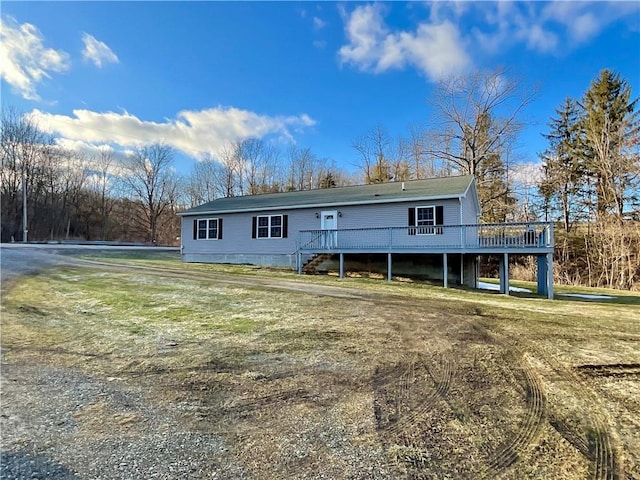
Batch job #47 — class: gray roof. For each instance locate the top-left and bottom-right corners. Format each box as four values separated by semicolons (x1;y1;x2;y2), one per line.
179;175;475;216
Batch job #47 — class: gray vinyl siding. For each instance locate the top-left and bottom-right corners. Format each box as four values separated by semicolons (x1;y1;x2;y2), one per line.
181;198;465;257
460;182;480;224
460;183;481;248
182;209;303;256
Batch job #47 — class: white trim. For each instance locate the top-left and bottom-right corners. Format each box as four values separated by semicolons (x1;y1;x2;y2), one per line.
415;205;436;236
256;214;283;239
320;210;338;230
196;217;220;240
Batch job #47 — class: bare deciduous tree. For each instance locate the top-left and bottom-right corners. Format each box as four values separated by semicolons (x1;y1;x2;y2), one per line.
425;67;535;220
352;124;393;184
86;147;122;239
286;145;317;191
426;67;534;175
1;108;56;241
124;143;177;243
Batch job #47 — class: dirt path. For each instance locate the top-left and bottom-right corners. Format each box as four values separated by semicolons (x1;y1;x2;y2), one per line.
1;246;376;300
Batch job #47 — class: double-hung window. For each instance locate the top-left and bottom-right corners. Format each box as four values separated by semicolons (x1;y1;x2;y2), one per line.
253;214;288;239
408;206;444;235
193;218;222;240
416;206;436;235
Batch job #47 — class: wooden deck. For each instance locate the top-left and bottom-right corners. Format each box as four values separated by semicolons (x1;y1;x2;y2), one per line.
297;221;553;255
296;222;555;299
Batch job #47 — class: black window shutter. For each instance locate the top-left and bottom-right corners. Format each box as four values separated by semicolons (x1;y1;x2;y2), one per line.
282;215;288;238
193;219;197;240
217;218;223;240
408;208;416;236
252;216;257;239
435;206;444;235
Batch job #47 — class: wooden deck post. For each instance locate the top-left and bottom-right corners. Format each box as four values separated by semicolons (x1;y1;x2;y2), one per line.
546;252;554;300
499;253;510;295
536;254;554;299
387;253;392;281
339;253;344;279
297;251;302;274
537;255;547;296
443;253;448;288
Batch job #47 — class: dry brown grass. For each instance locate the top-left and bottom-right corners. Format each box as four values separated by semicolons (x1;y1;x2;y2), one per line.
2;259;639;479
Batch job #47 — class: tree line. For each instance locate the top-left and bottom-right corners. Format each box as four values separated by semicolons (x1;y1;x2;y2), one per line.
1;68;638;289
348;68;638;289
0;113;353;245
538;70;639;289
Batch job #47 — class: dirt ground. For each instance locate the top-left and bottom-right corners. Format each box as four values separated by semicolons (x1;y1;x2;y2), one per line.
1;247;639;479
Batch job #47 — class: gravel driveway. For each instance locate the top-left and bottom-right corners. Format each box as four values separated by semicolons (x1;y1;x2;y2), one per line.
1;246;239;480
1;245;378;479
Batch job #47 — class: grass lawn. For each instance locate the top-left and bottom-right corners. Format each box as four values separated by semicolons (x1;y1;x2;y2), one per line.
2;253;639;479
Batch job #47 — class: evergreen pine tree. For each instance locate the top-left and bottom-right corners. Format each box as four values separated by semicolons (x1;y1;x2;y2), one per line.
580;69;639;217
538;98;584;231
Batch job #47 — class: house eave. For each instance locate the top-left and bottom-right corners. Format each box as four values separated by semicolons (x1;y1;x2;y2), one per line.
178;193;466;217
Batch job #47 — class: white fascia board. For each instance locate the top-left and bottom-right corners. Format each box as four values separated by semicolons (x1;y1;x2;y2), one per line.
177;194;465;217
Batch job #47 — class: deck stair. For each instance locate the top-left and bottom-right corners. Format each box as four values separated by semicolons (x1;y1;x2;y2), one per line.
302;254;334;274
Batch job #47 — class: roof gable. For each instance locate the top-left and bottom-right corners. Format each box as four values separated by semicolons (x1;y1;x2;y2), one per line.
180;175;475;216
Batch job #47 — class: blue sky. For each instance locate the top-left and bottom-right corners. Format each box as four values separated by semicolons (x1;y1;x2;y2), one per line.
1;1;639;178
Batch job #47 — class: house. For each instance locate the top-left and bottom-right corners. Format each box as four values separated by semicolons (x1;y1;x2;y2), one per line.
178;175;555;298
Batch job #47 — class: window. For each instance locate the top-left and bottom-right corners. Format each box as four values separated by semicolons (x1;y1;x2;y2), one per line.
257;216;270;238
416;206;435;234
270;215;282;238
408;206;444;235
193;218;222;240
252;215;288;239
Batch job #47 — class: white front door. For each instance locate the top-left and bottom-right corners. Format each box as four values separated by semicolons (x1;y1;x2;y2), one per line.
321;210;338;249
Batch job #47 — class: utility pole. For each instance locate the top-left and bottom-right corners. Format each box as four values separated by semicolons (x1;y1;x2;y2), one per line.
22;166;27;243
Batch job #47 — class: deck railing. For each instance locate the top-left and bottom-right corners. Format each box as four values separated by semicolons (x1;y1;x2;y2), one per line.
298;221;553;252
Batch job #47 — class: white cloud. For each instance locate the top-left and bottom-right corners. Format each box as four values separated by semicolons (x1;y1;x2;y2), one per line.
313;16;326;30
338;4;470;81
0;15;70;100
516;21;558;53
339;2;638;77
53;139;131;178
29;107;316;160
511;162;543;186
81;33;119;68
569;13;600;44
474;1;639;55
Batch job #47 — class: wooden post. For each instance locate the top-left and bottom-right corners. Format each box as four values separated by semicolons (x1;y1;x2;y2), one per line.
387;253;392;281
537;255;547;296
546;253;554;300
339;253;344;279
443;253;448;288
537;253;554;299
297;251;302;274
499;253;510;295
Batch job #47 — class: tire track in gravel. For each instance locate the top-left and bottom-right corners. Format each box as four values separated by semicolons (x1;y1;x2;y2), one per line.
373;355;454;435
389;356;454;435
482;322;620;480
540;356;620;480
372;354;456;480
480;354;547;477
466;321;548;479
